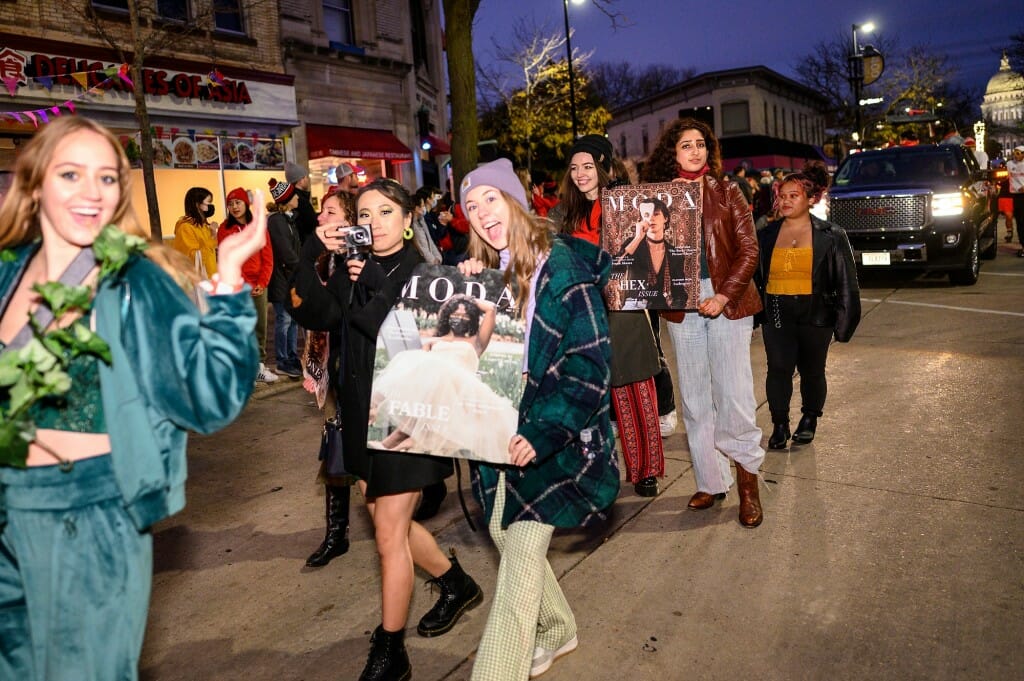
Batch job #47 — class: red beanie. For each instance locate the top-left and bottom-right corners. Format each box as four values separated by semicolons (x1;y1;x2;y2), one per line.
226;187;250;205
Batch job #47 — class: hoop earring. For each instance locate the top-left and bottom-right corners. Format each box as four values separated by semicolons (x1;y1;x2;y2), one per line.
403;225;414;240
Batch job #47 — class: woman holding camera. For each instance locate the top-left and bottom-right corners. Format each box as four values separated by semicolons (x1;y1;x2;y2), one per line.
287;179;481;681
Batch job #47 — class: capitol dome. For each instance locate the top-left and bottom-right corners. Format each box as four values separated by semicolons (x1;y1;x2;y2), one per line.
981;53;1023;153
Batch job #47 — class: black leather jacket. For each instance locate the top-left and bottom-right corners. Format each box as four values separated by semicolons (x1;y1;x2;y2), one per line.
754;216;861;342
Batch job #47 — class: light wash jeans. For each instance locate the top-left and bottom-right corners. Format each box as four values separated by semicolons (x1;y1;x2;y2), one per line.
272;301;299;368
665;278;764;495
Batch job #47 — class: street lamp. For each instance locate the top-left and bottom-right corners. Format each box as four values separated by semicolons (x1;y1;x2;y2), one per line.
563;0;585;140
849;20;875;148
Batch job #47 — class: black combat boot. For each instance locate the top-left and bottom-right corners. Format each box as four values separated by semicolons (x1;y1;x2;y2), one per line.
416;549;483;637
768;422;790;449
359;625;411;681
305;485;350;568
791;414;818;444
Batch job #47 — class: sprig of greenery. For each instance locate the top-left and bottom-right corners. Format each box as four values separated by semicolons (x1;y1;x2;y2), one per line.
0;225;147;467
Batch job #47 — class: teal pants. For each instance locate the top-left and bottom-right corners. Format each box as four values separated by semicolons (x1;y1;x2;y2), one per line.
0;455;152;681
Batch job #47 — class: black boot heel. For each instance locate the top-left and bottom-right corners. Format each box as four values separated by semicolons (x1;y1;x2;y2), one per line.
791;415;818;444
768;422;790;449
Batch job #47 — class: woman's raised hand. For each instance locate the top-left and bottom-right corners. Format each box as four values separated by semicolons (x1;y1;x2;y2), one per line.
216;189;268;289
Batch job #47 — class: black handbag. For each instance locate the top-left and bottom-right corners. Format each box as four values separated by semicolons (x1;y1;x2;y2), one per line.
319;413;355;483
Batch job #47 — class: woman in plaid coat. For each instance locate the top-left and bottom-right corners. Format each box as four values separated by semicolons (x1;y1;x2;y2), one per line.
457;159;619;680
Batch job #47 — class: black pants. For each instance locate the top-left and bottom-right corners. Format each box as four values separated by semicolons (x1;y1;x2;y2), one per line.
761;294;834;424
1013;194;1024;246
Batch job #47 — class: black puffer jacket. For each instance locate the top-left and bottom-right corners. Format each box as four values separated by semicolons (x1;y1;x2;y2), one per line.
754;216;861;342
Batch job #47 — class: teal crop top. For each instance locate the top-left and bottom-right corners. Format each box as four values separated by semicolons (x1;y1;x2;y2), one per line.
0;320;107;434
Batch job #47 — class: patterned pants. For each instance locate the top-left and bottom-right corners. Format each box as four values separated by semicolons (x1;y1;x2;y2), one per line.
472;472;577;681
611;378;664;483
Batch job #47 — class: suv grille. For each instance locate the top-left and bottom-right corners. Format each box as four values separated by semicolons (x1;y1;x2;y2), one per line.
830;195;927;232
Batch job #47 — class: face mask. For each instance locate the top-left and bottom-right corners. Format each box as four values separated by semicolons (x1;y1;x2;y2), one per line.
448;316;473;337
204;204;216;218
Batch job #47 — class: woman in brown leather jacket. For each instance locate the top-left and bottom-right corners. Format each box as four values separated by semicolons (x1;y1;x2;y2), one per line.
641;118;765;528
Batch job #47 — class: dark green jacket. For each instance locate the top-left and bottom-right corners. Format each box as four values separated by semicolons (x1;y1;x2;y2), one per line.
1;243;258;529
472;235;619;529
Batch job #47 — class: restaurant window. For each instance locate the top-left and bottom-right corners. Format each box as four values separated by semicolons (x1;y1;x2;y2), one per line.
214;0;245;34
721;101;750;135
409;0;428;68
324;0;355;47
157;0;188;21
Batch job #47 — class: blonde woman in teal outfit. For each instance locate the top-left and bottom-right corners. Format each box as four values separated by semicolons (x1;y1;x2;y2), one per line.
0;117;264;680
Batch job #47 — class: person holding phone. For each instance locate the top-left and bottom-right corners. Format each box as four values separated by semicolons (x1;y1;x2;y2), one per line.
287;179;481;681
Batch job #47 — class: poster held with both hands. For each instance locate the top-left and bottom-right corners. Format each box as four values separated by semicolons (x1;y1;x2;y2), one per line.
366;265;523;465
600;182;703;311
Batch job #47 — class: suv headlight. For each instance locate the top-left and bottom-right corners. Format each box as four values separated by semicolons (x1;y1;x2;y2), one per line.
932;192;964;217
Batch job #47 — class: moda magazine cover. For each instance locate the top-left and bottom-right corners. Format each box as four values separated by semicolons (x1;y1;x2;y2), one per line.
366;264;524;464
600;182;702;310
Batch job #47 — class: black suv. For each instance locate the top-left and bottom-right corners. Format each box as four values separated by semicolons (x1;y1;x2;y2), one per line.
824;144;996;285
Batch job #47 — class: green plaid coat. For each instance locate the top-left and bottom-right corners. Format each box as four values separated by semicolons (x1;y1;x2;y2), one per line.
472;235;619;529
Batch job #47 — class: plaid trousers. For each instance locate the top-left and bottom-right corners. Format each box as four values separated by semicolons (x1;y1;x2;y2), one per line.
471;472;577;681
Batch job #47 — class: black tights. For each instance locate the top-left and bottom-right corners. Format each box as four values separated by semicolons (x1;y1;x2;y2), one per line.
761;295;834;424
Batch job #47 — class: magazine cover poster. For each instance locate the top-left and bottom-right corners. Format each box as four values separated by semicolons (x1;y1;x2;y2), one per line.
600;182;702;311
366;264;524;464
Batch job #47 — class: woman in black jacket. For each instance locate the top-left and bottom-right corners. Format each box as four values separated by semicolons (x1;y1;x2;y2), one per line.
288;179;481;681
754;163;861;449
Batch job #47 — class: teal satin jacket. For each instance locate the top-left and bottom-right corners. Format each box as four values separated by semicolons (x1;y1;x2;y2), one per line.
1;243;259;530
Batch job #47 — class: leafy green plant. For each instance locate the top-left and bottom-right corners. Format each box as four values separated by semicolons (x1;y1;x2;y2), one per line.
0;226;148;467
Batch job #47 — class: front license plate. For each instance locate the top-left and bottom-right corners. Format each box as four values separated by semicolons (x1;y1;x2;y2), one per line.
862;252;891;266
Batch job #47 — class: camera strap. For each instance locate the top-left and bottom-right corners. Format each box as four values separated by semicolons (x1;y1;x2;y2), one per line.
5;247;97;350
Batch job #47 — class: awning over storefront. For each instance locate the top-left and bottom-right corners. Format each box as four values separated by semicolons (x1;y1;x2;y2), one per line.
307;124;413;161
423;134;450;154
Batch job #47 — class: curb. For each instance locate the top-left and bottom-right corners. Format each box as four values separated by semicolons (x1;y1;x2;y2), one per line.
250;377;304;400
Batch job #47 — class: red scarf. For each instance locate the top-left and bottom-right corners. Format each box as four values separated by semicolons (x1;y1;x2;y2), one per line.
575;200;602;245
677;164;710;180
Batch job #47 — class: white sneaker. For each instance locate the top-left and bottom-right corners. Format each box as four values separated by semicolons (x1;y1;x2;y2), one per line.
659;410;677;438
530;635;578;678
256;362;279;383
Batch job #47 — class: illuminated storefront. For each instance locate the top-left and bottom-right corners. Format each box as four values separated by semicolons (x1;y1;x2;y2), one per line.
0;36;298;239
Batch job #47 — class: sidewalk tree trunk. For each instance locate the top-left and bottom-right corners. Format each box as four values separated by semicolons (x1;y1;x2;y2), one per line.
443;0;482;193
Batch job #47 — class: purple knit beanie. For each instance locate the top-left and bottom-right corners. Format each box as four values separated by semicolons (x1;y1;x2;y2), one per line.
459;158;529;215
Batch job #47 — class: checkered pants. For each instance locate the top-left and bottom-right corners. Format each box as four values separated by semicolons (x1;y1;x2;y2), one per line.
471;472;577;681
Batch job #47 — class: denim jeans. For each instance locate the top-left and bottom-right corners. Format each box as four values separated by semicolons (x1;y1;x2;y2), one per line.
665;278;764;494
272;301;298;368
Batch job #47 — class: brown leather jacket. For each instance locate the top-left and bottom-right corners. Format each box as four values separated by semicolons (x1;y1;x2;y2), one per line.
663;175;762;322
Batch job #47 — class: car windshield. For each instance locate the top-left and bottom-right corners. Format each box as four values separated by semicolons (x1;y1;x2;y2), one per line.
834;148;965;186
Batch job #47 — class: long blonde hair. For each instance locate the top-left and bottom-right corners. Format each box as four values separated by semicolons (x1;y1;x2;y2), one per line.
0;116;194;286
466;190;551;315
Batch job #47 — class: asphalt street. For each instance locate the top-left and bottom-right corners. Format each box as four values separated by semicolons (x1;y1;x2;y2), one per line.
139;237;1024;681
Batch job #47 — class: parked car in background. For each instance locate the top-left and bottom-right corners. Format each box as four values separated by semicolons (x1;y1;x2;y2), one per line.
824;145;996;285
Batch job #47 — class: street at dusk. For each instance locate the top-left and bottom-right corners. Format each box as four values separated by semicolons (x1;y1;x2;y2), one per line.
140;242;1024;680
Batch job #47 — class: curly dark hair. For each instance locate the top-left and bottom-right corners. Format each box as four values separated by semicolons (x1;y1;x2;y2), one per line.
435;294;482;337
641;117;722;183
778;161;831;205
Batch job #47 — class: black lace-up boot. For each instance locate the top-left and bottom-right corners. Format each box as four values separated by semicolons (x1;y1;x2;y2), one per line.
359;625;410;681
416;549;483;637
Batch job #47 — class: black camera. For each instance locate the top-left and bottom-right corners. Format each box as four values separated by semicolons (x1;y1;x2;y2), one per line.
345;224;373;260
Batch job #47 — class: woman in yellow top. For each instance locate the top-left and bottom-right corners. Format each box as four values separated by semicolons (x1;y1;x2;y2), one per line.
173;186;219;276
754;163;861;449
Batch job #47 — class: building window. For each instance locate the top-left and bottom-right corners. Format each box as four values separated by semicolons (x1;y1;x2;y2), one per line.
409;0;429;68
214;0;244;33
92;0;128;10
641;124;649;156
781;107;786;138
721;101;750;135
324;0;355;46
619;133;627;158
157;0;188;21
763;101;768;135
791;111;796;140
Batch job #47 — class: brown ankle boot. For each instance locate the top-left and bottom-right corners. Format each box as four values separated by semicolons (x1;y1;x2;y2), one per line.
735;463;763;528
